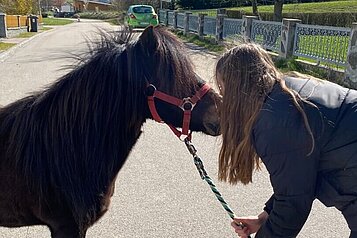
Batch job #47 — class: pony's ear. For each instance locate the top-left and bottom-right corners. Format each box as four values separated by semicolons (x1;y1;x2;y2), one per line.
139;26;158;53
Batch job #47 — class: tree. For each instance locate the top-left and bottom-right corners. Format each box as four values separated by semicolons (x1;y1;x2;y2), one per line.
0;0;15;13
0;0;35;14
16;0;31;14
52;0;66;8
273;0;283;21
250;0;259;17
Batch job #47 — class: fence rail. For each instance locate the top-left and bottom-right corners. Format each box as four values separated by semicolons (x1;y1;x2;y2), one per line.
168;11;174;26
159;10;166;24
251;20;282;52
223;18;243;40
6;15;28;28
189;15;199;33
293;23;351;66
177;13;185;29
203;16;216;36
5;15;41;29
19;16;28;26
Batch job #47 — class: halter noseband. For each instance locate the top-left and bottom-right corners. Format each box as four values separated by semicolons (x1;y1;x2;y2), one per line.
146;83;211;140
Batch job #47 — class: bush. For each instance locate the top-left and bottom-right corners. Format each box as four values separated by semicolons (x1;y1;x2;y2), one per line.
260;12;357;27
78;11;120;20
226;11;357;27
54;12;75;18
42;11;54;18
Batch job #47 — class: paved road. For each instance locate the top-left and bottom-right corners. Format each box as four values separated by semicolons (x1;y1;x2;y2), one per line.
0;19;349;237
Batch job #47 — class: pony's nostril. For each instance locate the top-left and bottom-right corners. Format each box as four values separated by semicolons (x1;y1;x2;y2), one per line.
205;122;221;136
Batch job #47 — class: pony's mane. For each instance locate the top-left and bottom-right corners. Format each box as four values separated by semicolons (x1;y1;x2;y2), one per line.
0;26;197;226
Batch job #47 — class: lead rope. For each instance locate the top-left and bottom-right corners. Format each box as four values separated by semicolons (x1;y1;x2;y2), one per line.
184;138;252;238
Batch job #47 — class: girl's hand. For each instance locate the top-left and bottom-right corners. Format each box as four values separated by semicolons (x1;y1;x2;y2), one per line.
231;211;269;237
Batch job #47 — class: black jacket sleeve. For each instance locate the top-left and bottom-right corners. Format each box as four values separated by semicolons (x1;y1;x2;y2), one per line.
253;125;318;238
263;195;274;214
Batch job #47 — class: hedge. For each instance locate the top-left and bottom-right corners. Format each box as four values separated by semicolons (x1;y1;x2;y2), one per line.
227;10;357;27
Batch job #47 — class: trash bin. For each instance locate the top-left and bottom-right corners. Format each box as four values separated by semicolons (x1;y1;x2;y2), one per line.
28;15;38;32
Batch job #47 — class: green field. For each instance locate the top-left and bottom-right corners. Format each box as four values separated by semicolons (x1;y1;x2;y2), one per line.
192;0;357;15
235;0;356;13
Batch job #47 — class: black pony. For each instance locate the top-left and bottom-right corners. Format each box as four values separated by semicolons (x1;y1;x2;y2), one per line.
0;26;221;238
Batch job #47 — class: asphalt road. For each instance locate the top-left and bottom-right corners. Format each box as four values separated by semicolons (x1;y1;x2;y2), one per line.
0;19;349;237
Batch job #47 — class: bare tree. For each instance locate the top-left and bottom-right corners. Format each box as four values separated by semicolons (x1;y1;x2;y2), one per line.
273;0;283;21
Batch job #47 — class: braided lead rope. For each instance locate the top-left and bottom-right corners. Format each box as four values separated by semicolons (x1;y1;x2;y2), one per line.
184;138;252;238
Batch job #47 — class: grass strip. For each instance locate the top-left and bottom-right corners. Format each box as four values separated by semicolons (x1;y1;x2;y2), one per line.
0;42;16;51
14;32;37;38
42;18;73;26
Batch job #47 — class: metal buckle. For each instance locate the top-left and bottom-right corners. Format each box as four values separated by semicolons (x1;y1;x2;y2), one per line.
181;97;195;111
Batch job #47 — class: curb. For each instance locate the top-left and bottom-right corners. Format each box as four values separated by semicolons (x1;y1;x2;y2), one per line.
0;29;52;62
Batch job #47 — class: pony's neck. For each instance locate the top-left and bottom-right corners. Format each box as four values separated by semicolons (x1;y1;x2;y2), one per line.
32;51;148;180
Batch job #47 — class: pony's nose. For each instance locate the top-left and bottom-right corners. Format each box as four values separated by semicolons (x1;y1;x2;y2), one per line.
204;122;221;136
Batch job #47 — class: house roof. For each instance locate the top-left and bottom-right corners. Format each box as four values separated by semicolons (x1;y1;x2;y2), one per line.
75;0;112;6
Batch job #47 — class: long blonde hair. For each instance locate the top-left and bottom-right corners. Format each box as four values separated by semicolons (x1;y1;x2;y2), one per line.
215;43;315;185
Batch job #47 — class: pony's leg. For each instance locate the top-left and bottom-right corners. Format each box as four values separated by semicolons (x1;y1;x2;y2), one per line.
50;224;87;238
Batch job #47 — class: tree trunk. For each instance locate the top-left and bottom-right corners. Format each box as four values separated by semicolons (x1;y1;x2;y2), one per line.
273;0;284;22
251;0;258;17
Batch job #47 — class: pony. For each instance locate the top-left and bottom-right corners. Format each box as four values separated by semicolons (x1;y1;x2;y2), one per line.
0;26;221;238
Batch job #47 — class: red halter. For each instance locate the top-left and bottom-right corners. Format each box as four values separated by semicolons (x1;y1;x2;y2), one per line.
146;83;211;140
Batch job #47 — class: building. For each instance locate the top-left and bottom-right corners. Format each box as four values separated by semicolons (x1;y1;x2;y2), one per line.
74;0;113;12
61;2;75;12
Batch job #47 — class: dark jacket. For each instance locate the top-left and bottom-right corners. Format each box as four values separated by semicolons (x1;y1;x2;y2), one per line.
253;77;357;237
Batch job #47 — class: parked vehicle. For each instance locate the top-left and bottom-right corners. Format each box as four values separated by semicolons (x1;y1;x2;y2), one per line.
126;5;159;28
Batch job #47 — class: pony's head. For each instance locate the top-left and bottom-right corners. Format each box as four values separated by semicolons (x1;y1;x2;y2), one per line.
130;26;221;136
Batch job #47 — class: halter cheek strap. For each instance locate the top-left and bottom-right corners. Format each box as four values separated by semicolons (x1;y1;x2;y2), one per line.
146;83;211;140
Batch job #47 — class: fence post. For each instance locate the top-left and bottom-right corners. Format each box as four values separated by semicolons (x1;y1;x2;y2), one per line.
184;12;191;36
17;15;21;28
345;23;357;83
242;15;258;40
198;13;206;40
173;10;178;29
164;10;169;26
280;18;301;59
216;9;226;42
0;13;7;38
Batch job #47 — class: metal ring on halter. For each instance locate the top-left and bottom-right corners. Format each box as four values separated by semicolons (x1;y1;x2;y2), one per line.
181;98;195;111
145;84;157;96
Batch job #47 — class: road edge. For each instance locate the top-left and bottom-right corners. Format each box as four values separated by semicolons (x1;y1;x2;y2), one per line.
0;28;54;62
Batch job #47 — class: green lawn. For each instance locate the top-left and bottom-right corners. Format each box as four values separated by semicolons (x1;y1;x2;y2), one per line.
192;0;357;15
14;32;37;38
0;42;16;51
235;0;357;13
42;18;74;26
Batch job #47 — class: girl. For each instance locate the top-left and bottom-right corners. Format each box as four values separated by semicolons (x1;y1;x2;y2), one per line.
215;43;357;237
